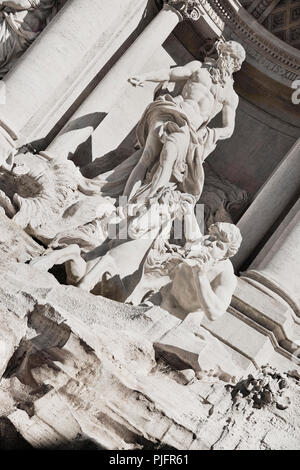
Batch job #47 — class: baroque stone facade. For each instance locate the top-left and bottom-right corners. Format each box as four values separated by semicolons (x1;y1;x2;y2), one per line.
0;0;299;450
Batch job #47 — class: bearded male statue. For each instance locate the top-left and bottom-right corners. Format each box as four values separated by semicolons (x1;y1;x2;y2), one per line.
124;40;246;202
151;221;242;380
159;221;242;322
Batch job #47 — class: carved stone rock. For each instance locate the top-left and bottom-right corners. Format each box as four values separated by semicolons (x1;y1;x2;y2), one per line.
231;365;292;410
200;163;249;229
0;259;299;449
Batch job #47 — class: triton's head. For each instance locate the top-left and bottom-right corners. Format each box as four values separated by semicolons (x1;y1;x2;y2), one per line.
203;222;242;260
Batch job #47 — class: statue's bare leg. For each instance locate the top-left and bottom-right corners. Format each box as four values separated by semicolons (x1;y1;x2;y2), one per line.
148;140;177;197
123;127;163;200
30;244;86;276
148;131;189;197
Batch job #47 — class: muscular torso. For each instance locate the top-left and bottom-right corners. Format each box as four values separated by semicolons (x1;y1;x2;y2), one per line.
178;66;232;130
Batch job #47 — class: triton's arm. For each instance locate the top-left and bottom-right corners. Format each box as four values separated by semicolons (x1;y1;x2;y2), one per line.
197;268;236;321
129;60;202;86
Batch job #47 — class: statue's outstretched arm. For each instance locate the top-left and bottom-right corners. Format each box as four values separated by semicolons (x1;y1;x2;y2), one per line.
129;60;202;87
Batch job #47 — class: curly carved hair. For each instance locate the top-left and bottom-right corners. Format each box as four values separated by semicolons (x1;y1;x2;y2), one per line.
217;40;246;71
209;222;242;259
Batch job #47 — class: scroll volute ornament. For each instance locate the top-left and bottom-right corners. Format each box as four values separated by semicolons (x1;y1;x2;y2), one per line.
164;0;204;21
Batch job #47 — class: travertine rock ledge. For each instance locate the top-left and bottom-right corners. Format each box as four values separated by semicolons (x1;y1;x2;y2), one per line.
0;215;299;450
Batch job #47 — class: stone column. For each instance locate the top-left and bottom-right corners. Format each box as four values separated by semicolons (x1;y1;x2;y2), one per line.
243;198;300;316
44;1;203;160
228;141;300;366
233;139;300;271
0;0;149;153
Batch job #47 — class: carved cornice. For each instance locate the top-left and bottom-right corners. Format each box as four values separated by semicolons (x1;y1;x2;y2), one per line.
194;0;225;30
158;0;300;84
207;0;300;84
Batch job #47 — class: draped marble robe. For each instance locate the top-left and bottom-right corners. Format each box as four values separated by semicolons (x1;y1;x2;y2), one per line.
95;75;223;200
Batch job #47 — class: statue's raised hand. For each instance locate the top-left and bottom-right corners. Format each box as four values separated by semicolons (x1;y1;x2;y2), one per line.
128;76;144;87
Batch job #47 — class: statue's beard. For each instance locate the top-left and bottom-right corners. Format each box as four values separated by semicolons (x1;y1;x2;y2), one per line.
145;240;220;277
212;57;235;85
185;245;218;272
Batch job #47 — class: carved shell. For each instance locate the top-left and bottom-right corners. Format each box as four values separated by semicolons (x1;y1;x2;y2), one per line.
4;153;103;242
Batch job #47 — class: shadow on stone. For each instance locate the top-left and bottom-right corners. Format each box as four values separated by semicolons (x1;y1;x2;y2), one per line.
0;417;33;450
